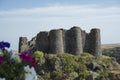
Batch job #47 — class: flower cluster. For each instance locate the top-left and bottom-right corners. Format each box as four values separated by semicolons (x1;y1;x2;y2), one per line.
0;41;37;80
0;41;10;49
19;51;36;67
0;41;10;64
24;65;37;80
0;57;4;64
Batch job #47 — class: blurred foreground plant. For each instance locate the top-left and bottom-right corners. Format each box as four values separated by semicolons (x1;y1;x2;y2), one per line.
0;41;37;80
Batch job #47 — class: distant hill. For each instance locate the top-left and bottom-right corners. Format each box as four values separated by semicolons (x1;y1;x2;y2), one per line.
102;43;120;64
102;43;120;49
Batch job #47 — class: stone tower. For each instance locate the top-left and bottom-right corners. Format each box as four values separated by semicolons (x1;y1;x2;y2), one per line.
49;30;64;54
65;27;83;55
88;29;102;57
19;37;28;53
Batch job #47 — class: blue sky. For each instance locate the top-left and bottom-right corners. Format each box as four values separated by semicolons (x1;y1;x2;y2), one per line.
0;0;120;50
0;0;119;10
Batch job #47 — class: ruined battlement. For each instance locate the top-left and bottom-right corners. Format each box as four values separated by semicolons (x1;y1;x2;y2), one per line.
19;26;102;57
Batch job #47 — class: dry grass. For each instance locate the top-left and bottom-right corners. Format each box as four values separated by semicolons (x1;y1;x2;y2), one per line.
110;68;120;74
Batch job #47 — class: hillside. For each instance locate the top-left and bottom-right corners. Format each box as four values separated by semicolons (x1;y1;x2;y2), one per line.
102;43;120;64
37;44;120;80
35;52;120;80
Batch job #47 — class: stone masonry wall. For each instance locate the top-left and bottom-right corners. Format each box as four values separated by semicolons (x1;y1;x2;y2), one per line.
18;26;102;57
19;37;28;53
36;32;49;53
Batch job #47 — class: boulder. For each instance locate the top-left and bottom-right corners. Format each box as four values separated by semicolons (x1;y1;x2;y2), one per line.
87;62;102;71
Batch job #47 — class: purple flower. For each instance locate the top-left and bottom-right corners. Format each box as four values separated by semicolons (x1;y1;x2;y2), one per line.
0;57;4;64
0;41;10;49
19;51;36;67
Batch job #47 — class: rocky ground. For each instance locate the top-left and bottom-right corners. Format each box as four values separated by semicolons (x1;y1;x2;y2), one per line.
35;52;120;80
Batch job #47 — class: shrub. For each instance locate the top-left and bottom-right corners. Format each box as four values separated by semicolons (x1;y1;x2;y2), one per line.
75;71;90;80
51;71;63;80
69;72;78;79
57;53;79;73
33;51;44;63
95;70;109;80
42;72;51;80
78;53;95;64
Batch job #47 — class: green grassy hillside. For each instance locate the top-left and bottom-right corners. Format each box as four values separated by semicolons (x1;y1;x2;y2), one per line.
34;52;120;80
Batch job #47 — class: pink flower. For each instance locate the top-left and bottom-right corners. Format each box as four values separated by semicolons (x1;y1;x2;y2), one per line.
0;57;4;64
19;51;36;67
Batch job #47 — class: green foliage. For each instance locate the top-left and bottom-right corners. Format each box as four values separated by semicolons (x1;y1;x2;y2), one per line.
35;51;120;80
97;56;119;69
45;53;90;79
76;63;87;73
78;53;95;64
96;70;109;80
0;49;25;80
69;72;78;79
75;71;91;80
51;71;63;80
57;53;79;73
102;47;120;64
33;51;44;63
42;72;51;80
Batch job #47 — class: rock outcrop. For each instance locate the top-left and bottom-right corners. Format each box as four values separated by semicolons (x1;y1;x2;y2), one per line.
18;26;102;57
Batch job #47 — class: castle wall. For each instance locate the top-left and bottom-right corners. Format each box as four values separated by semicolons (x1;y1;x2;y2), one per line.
36;32;49;53
18;27;102;57
28;37;36;49
28;37;36;53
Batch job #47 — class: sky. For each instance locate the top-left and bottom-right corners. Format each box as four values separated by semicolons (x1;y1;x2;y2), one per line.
0;0;120;50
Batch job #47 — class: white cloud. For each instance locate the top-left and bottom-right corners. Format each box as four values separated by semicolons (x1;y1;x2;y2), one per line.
0;5;120;49
0;5;120;17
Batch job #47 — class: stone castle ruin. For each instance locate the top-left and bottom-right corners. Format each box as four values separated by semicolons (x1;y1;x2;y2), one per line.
19;26;102;57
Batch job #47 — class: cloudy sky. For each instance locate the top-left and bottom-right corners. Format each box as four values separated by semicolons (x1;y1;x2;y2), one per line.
0;0;120;50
